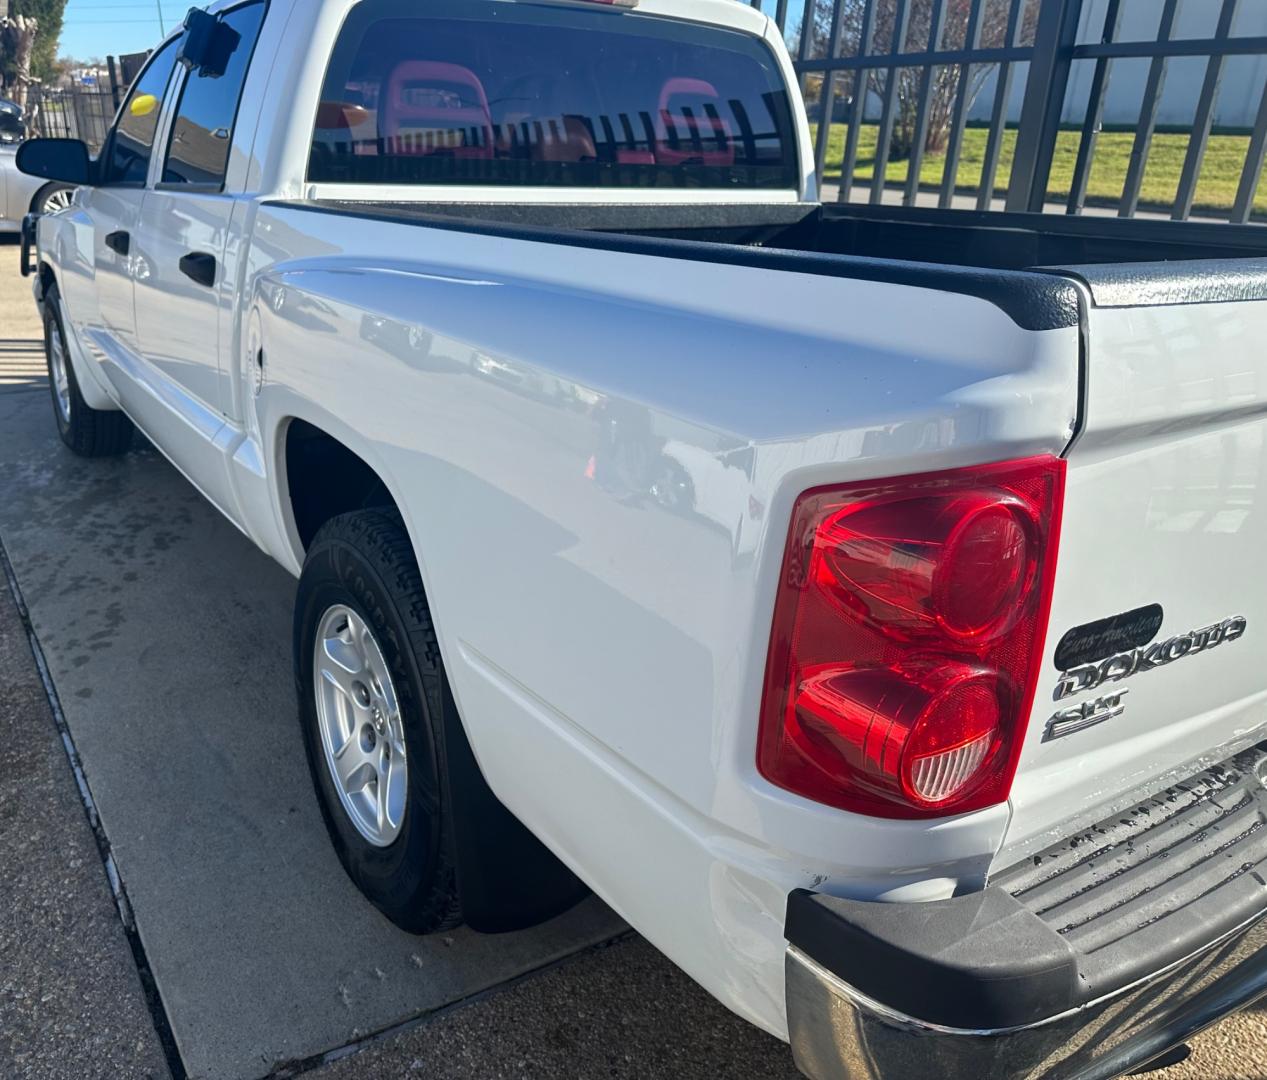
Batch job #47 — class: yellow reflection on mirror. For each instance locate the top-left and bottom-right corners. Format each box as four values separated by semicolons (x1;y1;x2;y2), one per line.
130;94;159;118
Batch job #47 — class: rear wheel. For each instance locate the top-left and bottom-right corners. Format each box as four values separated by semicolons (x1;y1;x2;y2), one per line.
43;285;134;457
294;509;461;932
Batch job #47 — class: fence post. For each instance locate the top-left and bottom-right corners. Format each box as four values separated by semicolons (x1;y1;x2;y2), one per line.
71;87;86;142
1005;0;1084;213
107;56;122;111
813;0;851;182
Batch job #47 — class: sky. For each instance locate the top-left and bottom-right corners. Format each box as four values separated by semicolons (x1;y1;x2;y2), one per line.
58;0;192;62
53;0;792;65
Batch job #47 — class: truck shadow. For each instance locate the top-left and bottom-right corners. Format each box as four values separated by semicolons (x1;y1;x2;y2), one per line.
0;339;46;393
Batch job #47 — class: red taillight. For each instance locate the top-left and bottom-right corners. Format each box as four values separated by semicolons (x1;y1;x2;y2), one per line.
758;456;1065;819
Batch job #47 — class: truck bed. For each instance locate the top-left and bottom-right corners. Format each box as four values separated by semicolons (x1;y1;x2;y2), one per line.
281;198;1267;329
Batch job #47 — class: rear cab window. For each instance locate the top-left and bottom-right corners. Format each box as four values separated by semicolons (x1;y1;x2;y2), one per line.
309;0;798;191
162;1;268;188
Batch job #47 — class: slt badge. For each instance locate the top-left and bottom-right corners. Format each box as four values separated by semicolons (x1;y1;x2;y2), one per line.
1045;688;1130;742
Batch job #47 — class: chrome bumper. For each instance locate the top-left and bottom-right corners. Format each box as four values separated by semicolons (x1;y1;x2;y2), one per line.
787;896;1267;1080
786;745;1267;1079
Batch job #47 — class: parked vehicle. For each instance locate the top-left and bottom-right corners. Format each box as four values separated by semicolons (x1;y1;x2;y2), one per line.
0;98;73;233
17;1;1267;1077
0;98;25;144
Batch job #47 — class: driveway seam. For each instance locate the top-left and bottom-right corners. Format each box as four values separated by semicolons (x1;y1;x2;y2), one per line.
263;931;636;1079
0;534;189;1080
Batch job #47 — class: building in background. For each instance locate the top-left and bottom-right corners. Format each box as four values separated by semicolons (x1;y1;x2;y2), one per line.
955;0;1266;130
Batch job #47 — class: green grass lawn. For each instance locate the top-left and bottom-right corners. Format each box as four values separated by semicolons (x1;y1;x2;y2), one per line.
810;123;1267;218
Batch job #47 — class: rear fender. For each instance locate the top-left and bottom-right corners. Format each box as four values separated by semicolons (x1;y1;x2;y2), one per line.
252;315;587;930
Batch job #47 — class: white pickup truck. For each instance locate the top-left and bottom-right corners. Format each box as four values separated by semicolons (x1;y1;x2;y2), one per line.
16;0;1267;1076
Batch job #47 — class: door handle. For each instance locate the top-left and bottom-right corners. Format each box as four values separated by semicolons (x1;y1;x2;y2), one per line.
179;251;217;288
105;230;130;256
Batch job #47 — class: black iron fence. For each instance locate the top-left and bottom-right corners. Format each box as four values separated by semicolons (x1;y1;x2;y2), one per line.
19;52;148;156
12;10;1267;223
754;0;1267;222
25;85;117;152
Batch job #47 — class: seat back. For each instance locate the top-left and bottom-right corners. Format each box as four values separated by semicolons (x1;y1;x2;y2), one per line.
657;77;734;167
381;61;494;158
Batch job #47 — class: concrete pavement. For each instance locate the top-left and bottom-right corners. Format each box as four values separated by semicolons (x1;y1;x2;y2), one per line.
0;542;171;1080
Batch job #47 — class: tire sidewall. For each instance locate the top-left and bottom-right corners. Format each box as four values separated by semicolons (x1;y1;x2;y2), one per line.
294;529;449;927
42;289;74;443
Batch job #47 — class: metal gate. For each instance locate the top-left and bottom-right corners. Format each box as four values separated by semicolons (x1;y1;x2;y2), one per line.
753;0;1267;223
25;86;117;152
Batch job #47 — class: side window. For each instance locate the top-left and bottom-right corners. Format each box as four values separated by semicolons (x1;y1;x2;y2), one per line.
161;2;267;188
102;39;180;186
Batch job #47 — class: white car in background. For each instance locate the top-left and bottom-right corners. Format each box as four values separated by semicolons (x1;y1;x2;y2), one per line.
1;142;74;234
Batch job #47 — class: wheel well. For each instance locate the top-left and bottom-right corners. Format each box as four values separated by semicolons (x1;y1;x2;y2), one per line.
29;181;69;214
39;261;57;296
284;419;396;550
284;418;590;929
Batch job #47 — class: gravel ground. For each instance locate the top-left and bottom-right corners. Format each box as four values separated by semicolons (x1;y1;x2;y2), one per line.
0;555;170;1079
312;936;799;1080
3;237;1267;1080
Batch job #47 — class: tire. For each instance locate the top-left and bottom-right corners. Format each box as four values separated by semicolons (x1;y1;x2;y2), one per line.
43;285;134;457
294;508;462;933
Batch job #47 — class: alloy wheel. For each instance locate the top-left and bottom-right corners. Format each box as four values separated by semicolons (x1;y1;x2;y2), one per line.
312;604;408;847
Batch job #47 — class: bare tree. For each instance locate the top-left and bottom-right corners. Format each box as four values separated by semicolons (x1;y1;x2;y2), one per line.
1;13;38;109
796;0;1036;158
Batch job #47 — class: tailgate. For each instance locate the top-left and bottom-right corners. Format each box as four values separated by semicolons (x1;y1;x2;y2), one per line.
1001;259;1267;859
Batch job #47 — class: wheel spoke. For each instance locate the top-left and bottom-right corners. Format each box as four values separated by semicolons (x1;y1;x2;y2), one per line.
48;327;72;423
324;625;365;672
373;659;399;721
318;658;360;705
378;745;405;834
342;609;368;647
334;729;372;789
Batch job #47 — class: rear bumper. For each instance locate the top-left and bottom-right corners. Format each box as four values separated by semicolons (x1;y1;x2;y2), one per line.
785;743;1267;1079
786;907;1267;1080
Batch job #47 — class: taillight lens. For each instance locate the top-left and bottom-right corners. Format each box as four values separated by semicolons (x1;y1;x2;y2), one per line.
758;456;1065;819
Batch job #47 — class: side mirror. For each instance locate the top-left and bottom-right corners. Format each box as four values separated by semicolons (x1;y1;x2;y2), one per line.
177;9;241;79
16;138;93;185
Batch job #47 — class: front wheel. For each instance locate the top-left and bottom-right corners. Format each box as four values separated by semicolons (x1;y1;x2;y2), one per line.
294;509;461;933
43;285;134;457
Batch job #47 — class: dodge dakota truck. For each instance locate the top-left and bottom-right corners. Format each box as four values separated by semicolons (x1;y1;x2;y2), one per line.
16;0;1267;1076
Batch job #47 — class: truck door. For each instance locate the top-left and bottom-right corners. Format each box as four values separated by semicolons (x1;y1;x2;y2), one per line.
63;39;180;379
133;1;267;421
107;1;267;520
